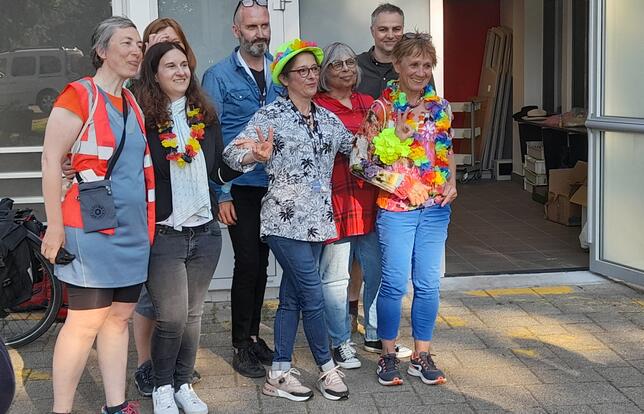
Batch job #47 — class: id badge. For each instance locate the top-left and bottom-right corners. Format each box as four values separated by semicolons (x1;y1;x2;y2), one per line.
311;179;322;193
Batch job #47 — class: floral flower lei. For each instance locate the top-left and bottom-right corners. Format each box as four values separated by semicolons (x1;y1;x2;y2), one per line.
157;107;206;168
373;80;452;188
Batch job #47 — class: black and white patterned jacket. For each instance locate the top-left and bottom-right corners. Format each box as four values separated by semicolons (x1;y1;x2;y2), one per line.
223;96;354;242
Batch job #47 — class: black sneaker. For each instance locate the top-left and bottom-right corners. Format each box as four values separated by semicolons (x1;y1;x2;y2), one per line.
333;340;361;369
377;353;403;386
233;346;266;378
408;352;447;385
251;337;274;366
191;369;201;384
133;360;153;397
364;340;412;358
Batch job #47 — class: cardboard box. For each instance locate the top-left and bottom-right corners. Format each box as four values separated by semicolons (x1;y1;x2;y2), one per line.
545;161;587;226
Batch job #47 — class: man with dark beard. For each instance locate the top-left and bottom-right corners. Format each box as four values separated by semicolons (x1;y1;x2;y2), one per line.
202;0;280;378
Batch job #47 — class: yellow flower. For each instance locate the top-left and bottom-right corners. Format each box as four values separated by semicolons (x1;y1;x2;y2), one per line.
186;108;200;118
188;138;201;152
176;158;186;168
405;118;419;131
435;117;450;130
161;138;178;148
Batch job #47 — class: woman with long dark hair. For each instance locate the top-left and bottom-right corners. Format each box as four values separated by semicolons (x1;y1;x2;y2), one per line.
133;41;239;414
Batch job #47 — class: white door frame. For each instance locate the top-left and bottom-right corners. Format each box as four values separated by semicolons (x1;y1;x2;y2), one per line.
586;0;644;286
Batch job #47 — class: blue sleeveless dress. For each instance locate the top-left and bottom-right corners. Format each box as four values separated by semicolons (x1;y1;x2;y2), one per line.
55;89;150;288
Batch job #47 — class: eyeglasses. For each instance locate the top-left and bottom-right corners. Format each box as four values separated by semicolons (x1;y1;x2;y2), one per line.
233;0;268;21
287;65;320;78
329;58;357;71
402;32;432;41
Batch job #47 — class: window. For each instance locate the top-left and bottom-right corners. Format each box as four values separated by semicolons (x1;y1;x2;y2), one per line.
11;56;36;76
39;55;62;74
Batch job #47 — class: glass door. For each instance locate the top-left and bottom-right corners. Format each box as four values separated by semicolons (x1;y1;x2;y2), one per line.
586;0;644;286
150;0;298;289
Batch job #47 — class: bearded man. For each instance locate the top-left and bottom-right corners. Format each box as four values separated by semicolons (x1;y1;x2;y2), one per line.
202;0;280;378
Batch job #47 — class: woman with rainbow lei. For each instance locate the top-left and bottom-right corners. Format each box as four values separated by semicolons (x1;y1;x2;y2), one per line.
350;31;457;387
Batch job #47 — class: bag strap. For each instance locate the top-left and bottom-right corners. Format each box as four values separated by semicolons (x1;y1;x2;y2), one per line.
104;98;129;180
75;93;129;183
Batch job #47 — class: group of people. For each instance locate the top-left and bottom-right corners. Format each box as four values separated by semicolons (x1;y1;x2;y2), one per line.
40;2;456;414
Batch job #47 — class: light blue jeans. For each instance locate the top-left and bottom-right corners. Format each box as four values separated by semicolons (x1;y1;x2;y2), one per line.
376;205;451;341
320;231;381;347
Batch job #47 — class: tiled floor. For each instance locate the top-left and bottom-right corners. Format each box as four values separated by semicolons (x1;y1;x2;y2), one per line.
446;179;588;276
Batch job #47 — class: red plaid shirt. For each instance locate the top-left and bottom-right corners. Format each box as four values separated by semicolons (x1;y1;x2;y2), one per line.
314;92;379;243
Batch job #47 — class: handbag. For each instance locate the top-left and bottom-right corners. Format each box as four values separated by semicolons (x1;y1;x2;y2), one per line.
76;97;129;233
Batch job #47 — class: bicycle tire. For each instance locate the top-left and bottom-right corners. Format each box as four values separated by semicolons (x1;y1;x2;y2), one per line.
1;246;62;348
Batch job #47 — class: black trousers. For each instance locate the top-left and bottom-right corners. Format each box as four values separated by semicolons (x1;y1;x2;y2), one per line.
229;185;270;349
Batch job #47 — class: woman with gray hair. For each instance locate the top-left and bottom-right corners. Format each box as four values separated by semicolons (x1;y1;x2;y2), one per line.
41;16;152;414
312;42;402;370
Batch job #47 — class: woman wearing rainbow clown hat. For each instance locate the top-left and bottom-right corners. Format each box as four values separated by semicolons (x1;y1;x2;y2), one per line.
350;32;457;387
223;38;353;402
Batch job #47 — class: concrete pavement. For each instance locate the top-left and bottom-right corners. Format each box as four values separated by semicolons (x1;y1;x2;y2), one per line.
7;272;644;413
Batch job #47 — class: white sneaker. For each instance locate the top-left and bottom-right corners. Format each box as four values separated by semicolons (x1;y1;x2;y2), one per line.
174;383;208;414
152;384;179;414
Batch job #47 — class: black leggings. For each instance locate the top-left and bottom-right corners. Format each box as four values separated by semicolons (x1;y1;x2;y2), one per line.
65;282;143;310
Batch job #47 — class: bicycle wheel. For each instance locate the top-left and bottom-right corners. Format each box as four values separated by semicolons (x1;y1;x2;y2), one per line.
1;247;62;348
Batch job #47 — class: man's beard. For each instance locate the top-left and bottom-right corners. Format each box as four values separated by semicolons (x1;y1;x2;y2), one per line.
241;38;269;57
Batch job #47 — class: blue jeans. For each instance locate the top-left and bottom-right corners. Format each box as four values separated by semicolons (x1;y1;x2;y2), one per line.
320;232;381;346
146;222;222;387
266;236;333;368
376;205;451;341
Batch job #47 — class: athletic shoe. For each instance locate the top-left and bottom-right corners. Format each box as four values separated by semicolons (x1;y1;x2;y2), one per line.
232;346;265;378
262;368;313;402
376;353;403;386
152;385;179;414
100;401;140;414
133;360;153;397
364;340;412;358
333;340;361;369
251;337;274;366
317;366;349;401
174;383;208;414
408;352;447;385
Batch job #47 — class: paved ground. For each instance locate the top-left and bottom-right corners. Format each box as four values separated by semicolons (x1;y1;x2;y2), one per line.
7;273;644;413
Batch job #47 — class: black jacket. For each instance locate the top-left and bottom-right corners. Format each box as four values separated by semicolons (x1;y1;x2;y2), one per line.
147;121;241;222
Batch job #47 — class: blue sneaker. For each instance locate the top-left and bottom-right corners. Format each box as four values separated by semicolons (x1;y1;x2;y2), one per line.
408;352;447;385
377;353;403;386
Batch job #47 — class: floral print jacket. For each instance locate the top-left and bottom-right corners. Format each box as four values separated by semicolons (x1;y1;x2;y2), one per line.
222;96;354;242
350;84;453;212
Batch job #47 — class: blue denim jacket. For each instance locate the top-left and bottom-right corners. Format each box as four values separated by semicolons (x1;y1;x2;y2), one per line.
202;48;281;202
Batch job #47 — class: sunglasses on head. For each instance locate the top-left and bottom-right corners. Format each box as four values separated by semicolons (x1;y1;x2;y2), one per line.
402;32;432;41
234;0;268;20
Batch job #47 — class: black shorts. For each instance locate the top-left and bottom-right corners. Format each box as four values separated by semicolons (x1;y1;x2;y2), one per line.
65;282;144;311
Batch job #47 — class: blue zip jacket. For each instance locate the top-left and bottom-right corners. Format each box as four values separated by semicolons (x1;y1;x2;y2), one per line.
202;48;281;202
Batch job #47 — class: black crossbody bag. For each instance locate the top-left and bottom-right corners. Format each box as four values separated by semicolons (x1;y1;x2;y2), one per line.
77;98;128;233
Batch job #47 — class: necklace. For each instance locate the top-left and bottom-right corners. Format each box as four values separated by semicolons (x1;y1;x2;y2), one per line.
372;80;452;191
157;107;206;168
